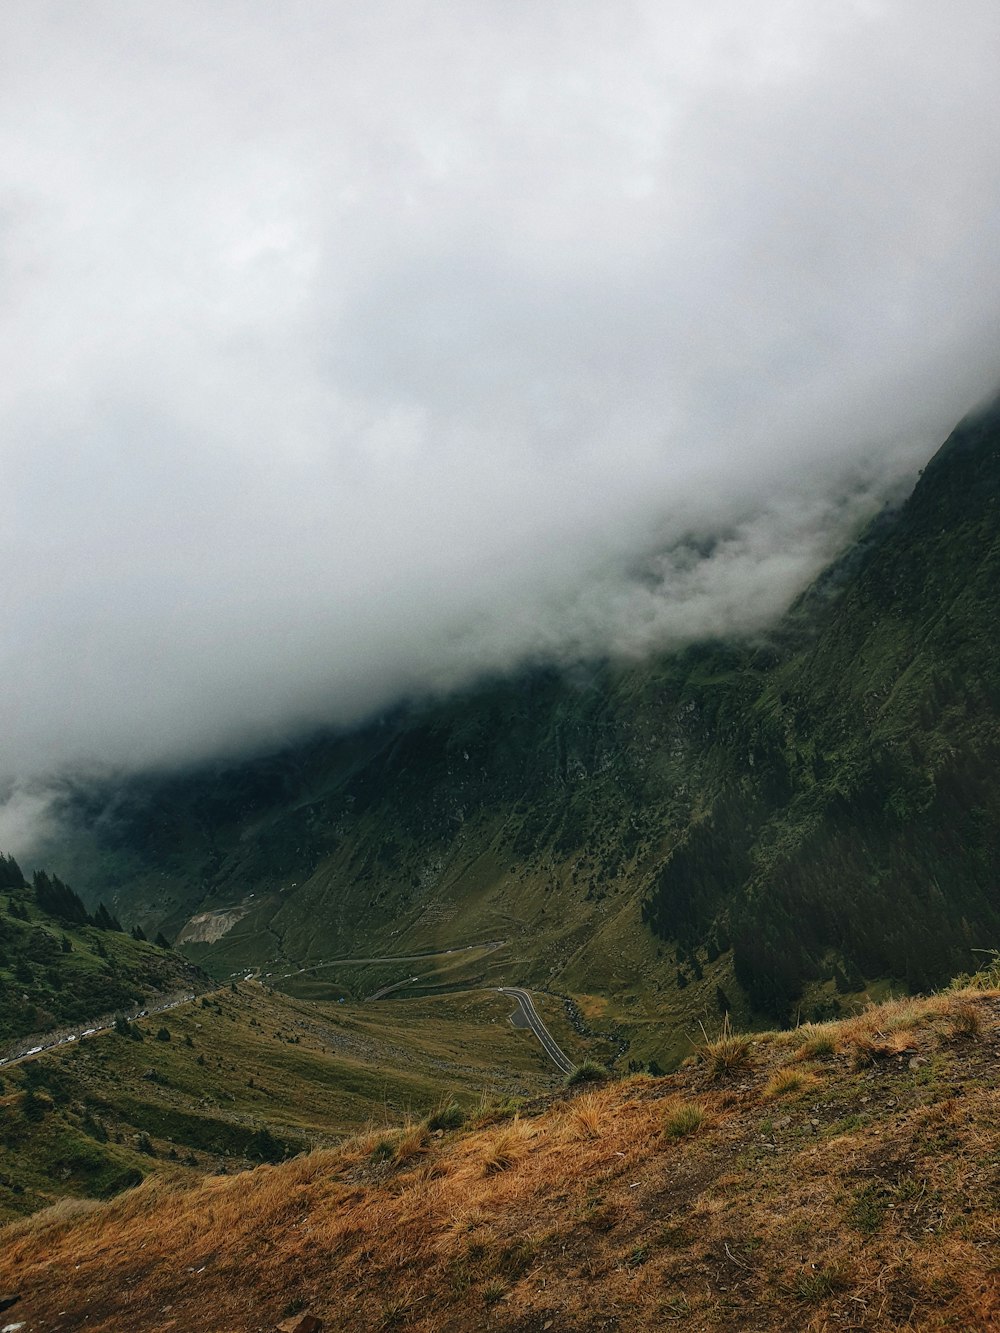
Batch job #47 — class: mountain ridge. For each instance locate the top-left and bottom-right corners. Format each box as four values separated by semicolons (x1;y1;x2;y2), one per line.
31;399;1000;1033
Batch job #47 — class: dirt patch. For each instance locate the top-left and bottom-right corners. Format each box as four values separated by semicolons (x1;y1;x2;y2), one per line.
176;904;252;944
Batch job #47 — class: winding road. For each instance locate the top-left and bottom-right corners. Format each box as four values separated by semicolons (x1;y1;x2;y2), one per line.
0;953;576;1082
500;986;576;1075
261;939;505;982
0;991;197;1070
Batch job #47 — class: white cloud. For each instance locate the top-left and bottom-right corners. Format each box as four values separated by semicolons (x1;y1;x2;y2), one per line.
0;0;998;785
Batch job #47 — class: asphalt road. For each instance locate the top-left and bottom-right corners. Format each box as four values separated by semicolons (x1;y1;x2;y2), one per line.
262;939;505;981
0;991;197;1070
500;986;576;1075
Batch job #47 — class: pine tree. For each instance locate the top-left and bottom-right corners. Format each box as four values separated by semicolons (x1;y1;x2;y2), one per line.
93;903;123;932
33;870;90;925
0;853;25;889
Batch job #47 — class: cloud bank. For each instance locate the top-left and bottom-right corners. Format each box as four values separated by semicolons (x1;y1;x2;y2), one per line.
2;1;1000;792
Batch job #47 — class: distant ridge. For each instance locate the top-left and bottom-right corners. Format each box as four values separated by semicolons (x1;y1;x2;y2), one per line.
35;401;1000;1033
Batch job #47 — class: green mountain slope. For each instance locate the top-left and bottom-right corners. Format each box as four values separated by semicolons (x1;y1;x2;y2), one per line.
0;856;203;1046
38;401;1000;1026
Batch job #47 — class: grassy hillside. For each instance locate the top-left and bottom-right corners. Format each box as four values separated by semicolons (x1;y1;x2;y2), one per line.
2;980;997;1331
0;980;568;1224
0;858;202;1046
35;400;1000;1028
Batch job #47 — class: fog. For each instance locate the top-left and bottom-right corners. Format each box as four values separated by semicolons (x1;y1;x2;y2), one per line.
2;1;1000;817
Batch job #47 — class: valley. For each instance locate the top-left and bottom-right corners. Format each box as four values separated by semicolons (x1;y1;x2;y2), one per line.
29;402;1000;1067
3;401;1000;1329
0;975;576;1224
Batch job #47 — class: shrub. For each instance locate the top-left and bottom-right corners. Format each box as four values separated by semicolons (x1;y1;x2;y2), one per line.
565;1060;608;1088
245;1127;285;1163
427;1101;466;1132
155;1026;171;1042
21;1088;46;1122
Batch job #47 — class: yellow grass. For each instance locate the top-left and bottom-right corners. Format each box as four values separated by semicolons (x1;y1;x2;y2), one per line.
660;1096;709;1139
763;1065;820;1099
563;1090;607;1140
695;1013;753;1077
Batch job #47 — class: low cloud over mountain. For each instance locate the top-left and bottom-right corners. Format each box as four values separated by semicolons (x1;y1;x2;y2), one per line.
2;1;1000;793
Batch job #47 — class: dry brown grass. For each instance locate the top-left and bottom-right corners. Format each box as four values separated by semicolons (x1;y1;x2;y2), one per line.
945;997;982;1040
478;1115;535;1175
763;1065;821;1099
788;1022;840;1061
565;1091;604;1140
1;989;997;1332
393;1123;432;1165
835;994;935;1065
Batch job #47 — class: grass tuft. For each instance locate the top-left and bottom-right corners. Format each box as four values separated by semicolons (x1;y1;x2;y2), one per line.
946;999;982;1040
482;1279;506;1307
481;1116;533;1175
427;1101;466;1132
794;1263;846;1300
793;1028;839;1061
567;1092;603;1140
763;1066;820;1099
661;1098;708;1139
393;1124;431;1165
695;1015;752;1078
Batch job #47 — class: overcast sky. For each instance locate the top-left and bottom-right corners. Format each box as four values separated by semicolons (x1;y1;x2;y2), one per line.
2;1;1000;813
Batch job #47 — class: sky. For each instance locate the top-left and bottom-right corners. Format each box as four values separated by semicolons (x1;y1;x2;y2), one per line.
2;1;1000;830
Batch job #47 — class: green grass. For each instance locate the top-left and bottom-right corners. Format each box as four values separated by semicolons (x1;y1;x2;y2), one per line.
662;1102;707;1138
0;882;199;1046
565;1059;608;1087
0;982;560;1222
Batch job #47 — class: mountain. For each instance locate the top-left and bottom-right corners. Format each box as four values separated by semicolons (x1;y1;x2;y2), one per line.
36;400;1000;1034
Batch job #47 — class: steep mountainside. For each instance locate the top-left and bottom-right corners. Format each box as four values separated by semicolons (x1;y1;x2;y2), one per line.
39;402;1000;1024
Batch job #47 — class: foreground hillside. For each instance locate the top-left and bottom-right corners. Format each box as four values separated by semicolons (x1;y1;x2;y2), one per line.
38;400;1000;1031
2;984;997;1331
